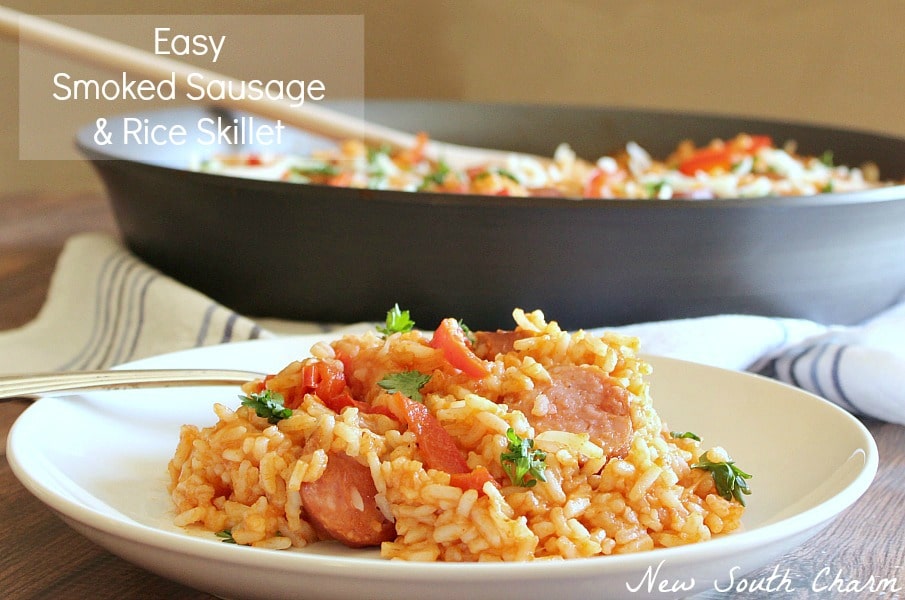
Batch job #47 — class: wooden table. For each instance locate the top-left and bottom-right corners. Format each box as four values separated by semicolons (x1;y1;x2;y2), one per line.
1;191;903;599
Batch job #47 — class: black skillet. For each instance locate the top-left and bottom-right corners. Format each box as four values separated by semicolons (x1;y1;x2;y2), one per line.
76;101;905;330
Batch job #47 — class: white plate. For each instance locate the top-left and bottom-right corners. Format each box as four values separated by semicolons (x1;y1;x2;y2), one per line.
7;336;878;599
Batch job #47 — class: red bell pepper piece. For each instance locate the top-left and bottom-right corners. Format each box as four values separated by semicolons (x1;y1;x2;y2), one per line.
678;145;734;176
429;318;490;378
449;465;499;493
386;392;470;474
678;134;774;176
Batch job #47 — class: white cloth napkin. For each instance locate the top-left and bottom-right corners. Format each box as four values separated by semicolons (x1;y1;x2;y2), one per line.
2;232;904;425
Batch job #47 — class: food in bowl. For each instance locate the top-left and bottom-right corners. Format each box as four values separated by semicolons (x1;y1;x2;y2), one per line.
168;307;751;561
197;132;887;199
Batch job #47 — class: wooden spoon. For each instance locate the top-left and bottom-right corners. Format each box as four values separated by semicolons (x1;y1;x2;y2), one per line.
0;6;526;169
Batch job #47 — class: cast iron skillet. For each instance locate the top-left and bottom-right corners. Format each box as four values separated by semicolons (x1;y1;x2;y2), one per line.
76;101;905;330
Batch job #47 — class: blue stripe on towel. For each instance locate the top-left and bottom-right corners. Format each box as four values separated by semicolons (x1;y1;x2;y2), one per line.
786;344;813;390
220;312;239;343
195;303;218;346
829;344;864;416
121;272;158;364
808;342;832;400
107;269;156;366
93;259;140;369
58;251;126;370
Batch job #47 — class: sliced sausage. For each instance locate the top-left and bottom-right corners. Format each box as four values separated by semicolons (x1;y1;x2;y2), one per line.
299;452;395;548
505;365;633;458
528;187;567;197
473;329;530;359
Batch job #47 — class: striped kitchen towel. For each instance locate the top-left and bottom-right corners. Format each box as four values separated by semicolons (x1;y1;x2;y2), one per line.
0;232;274;372
606;308;905;424
1;232;903;425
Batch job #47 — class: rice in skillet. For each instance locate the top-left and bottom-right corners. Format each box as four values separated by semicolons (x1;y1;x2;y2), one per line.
168;308;749;560
198;132;890;200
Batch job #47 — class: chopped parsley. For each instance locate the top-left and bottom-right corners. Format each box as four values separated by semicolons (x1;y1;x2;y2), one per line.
378;371;431;402
239;389;293;424
377;304;415;336
215;529;236;544
820;150;835;167
670;430;702;442
496;168;520;183
473;167;519;183
418;160;452;190
457;318;476;346
692;453;752;506
500;428;547;488
367;144;393;164
288;163;339;177
644;180;668;197
366;145;392;180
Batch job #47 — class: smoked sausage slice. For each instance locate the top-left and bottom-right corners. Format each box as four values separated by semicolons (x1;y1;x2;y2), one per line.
299;451;395;548
473;330;530;359
506;365;633;458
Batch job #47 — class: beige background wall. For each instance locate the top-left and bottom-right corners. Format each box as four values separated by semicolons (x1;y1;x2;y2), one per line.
2;0;903;193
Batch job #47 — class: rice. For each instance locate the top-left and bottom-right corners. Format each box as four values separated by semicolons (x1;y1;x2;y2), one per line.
167;308;747;561
197;132;894;199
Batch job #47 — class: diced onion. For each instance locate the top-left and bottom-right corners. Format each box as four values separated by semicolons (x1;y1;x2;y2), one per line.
535;430;604;459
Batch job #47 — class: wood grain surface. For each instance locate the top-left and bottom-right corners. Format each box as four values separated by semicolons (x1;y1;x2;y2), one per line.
0;191;902;600
0;191;216;599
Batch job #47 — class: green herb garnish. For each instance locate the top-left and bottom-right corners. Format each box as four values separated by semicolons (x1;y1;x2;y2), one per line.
289;163;339;177
500;428;547;488
457;319;476;345
472;167;519;183
670;431;702;441
377;304;415;336
240;389;293;424
418;160;452;190
378;371;431;402
216;529;236;544
367;144;393;164
496;168;519;183
644;180;668;197
366;145;392;180
692;453;752;506
820;150;835;167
